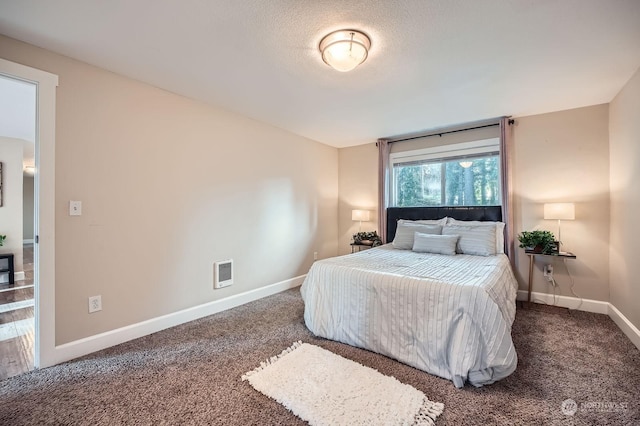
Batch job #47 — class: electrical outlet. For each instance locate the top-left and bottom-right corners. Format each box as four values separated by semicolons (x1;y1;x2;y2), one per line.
69;200;82;216
543;264;554;282
313;251;318;261
88;295;102;313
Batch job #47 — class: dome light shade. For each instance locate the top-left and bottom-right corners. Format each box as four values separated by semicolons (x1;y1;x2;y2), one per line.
320;30;371;72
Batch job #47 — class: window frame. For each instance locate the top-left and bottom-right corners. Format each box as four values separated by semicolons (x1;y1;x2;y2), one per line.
389;138;501;207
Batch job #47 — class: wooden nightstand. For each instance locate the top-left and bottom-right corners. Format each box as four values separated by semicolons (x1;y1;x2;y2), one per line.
525;250;576;305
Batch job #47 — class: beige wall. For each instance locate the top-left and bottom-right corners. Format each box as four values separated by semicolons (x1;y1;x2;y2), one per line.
0;137;24;276
609;67;640;329
0;35;338;344
512;105;610;301
337;143;378;255
338;106;611;301
23;175;34;240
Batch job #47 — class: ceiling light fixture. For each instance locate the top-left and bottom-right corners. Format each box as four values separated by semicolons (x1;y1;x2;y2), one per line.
459;161;473;168
319;30;371;72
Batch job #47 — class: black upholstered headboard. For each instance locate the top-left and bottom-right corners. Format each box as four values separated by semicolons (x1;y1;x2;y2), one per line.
386;206;502;243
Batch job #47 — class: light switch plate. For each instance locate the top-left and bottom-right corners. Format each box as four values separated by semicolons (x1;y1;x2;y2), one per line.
69;200;82;216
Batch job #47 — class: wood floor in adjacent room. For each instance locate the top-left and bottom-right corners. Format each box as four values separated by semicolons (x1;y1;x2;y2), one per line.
0;287;638;425
0;244;34;380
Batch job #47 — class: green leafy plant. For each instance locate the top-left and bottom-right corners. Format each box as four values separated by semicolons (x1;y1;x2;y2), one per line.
0;235;5;247
353;231;382;247
517;230;556;254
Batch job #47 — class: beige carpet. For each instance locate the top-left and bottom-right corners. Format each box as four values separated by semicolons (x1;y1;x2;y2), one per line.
0;289;638;425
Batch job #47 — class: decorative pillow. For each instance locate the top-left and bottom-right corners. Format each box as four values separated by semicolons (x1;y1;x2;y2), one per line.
398;217;448;226
446;218;505;254
392;223;442;250
442;225;497;256
412;233;459;256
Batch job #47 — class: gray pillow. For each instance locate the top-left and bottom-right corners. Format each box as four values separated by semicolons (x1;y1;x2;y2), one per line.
442;225;497;256
412;233;459;255
446;218;505;254
398;217;448;226
392;223;442;250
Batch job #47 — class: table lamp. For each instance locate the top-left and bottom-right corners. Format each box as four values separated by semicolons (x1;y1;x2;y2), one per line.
352;209;371;232
544;203;575;252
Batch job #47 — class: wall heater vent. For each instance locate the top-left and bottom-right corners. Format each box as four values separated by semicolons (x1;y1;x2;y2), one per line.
214;259;233;289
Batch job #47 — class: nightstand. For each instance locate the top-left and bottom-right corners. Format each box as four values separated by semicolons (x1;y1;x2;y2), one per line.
350;242;373;253
525;250;576;305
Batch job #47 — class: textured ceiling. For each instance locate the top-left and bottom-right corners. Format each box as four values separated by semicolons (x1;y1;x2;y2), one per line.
1;0;639;148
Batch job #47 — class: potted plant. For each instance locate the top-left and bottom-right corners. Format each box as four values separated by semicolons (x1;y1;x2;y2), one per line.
353;231;383;247
517;230;557;254
0;235;5;247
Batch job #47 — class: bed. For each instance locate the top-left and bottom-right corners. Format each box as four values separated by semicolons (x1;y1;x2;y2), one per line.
300;206;518;388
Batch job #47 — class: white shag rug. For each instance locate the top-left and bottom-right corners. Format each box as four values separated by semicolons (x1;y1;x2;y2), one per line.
242;341;444;425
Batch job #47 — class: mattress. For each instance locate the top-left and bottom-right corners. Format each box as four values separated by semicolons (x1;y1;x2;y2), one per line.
300;244;518;388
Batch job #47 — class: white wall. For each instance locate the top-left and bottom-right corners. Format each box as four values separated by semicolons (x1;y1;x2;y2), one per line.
609;66;640;330
338;143;378;255
0;136;24;278
0;35;338;344
512;105;610;302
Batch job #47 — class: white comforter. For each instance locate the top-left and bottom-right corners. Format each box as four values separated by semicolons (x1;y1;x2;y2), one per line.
300;244;518;388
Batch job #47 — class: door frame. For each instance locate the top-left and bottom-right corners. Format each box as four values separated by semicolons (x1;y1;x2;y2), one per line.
0;58;58;368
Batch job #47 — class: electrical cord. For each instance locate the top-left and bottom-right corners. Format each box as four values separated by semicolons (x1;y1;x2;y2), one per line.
533;267;558;306
531;260;581;310
564;258;583;311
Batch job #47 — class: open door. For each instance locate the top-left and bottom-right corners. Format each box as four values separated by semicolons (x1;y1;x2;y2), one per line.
0;58;58;371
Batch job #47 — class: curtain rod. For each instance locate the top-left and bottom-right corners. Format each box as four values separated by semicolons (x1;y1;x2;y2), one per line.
379;118;514;145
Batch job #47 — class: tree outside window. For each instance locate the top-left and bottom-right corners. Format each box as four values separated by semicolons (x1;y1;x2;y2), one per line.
392;155;500;207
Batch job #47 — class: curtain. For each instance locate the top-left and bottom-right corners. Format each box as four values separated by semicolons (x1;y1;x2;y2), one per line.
377;139;390;243
500;117;514;262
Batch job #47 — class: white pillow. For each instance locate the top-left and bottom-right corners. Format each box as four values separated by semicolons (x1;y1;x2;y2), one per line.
392;223;442;250
442;225;496;256
398;217;448;226
446;218;505;254
412;233;459;255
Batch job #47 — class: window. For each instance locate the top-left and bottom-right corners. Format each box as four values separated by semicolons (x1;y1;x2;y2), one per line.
390;139;501;207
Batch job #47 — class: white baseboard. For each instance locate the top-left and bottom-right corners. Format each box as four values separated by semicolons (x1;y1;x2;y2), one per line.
0;271;25;284
41;279;640;367
517;290;640;351
51;275;306;365
608;304;640;351
516;290;609;314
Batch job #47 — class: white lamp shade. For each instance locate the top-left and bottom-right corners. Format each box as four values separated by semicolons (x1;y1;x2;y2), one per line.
352;209;371;222
544;203;575;220
320;30;371;72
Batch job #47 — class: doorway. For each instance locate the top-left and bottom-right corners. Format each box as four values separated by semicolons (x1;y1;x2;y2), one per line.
0;58;57;374
0;74;37;379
